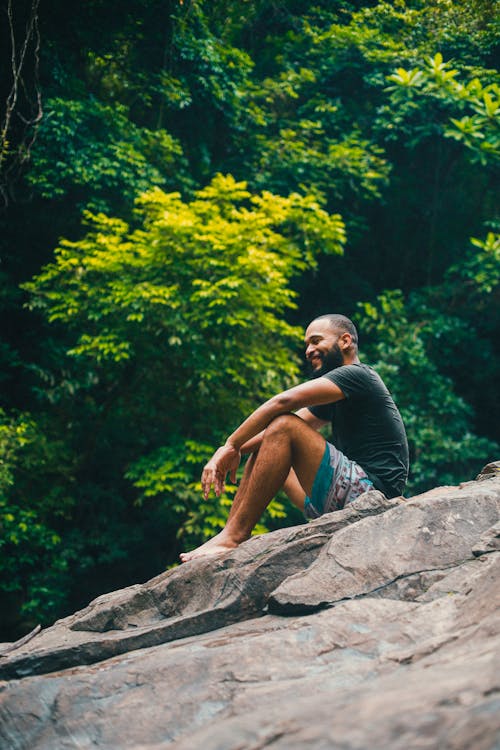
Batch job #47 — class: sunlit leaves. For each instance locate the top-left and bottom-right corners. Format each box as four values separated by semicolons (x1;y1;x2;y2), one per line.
25;174;345;546
0;410;35;494
26;175;344;368
448;232;500;296
387;68;425;88
385;55;500;164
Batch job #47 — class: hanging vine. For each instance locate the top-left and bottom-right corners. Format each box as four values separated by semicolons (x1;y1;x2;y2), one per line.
0;0;42;205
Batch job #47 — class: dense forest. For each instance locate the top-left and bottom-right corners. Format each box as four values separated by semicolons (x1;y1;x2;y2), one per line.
0;0;498;638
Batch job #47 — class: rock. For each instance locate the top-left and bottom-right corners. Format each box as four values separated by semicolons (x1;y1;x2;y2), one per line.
476;460;500;481
0;490;397;680
268;479;500;613
0;626;41;657
0;467;499;749
472;521;500;557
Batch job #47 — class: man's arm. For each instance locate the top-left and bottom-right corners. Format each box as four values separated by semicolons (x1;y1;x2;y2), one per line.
294;406;330;431
227;379;342;449
240;406;328;455
202;378;343;497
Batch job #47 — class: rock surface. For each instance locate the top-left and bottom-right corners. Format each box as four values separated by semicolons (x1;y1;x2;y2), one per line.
0;466;499;749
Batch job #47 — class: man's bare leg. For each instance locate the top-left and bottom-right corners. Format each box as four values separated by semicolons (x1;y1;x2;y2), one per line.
283;468;306;511
226;451;259;521
180;415;325;561
226;457;305;518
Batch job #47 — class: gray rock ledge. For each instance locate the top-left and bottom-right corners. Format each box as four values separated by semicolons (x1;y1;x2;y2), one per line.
0;466;499;750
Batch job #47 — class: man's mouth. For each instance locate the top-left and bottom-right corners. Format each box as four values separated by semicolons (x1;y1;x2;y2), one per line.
309;354;322;368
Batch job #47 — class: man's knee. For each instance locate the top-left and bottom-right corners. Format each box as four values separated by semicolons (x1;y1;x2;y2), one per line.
264;413;303;439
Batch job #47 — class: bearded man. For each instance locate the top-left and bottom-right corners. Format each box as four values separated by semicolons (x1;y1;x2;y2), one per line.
180;314;409;562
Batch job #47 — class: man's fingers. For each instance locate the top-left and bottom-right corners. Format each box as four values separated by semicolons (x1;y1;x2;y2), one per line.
214;471;225;496
202;467;215;499
202;465;225;498
201;445;241;499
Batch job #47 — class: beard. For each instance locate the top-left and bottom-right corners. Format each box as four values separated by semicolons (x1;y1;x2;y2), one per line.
307;342;344;378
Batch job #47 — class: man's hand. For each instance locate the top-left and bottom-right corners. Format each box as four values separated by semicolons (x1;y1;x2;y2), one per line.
201;444;241;499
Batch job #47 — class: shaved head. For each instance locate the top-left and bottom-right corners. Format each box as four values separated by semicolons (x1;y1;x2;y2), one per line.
311;314;358;348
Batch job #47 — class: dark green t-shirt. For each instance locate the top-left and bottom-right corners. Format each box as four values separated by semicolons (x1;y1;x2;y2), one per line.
308;363;409;498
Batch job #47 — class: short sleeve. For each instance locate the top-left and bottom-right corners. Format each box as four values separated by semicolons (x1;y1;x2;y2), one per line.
322;365;373;399
308;403;334;421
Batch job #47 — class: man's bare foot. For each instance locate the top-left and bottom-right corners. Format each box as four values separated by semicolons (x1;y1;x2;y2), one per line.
179;531;240;563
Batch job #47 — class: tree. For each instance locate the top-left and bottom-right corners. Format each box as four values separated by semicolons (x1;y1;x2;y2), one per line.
1;0;499;637
16;174;345;617
357;289;498;493
0;409;70;637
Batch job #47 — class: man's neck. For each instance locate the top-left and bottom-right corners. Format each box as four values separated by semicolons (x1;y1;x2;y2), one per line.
342;353;360;366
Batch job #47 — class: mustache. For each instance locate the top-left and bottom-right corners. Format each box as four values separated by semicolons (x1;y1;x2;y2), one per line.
305;345;343;377
305;353;326;378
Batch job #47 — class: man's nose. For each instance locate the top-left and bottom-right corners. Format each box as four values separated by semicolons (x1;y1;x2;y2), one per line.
305;344;315;358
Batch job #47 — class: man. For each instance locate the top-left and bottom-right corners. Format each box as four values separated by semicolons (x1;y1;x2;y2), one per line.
180;314;408;562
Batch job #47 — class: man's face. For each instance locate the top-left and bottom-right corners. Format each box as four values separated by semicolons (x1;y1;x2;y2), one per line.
304;319;344;377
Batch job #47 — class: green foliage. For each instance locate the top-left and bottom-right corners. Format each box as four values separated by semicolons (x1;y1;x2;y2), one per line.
386;53;500;164
27;98;189;211
358;290;498;493
0;410;34;494
1;0;499;636
0;410;68;621
243;59;392;203
24;174;344;551
25;177;344;400
127;438;287;551
450;231;500;295
415;229;500;447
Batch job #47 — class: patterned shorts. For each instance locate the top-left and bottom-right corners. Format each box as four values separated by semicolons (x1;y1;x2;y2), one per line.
303;442;374;520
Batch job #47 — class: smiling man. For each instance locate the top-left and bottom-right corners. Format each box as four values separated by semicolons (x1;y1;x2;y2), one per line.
180;314;409;562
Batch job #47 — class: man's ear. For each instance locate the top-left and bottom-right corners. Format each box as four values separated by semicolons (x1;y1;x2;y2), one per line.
340;332;352;350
